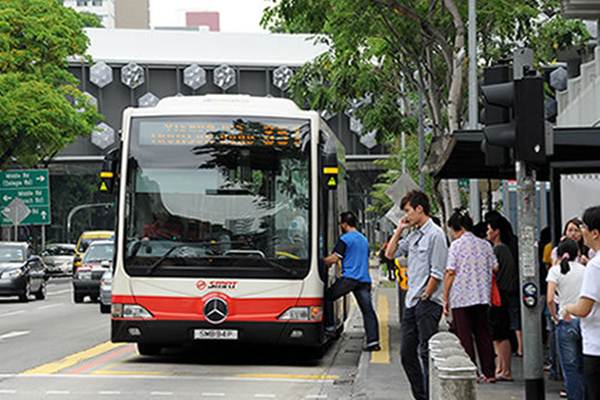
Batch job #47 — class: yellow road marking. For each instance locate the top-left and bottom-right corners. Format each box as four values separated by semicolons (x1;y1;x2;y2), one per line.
236;373;338;381
22;342;126;375
371;295;390;364
92;370;166;376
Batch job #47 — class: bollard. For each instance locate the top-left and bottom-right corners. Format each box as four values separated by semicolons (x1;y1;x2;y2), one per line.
430;346;468;400
437;355;478;400
428;332;462;394
429;331;460;345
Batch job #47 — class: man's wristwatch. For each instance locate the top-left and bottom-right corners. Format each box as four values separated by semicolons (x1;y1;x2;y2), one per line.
420;292;430;301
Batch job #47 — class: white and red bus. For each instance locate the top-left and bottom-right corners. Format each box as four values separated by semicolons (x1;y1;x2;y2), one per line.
101;95;349;355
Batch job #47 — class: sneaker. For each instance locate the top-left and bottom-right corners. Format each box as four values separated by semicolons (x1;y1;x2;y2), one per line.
324;326;339;339
559;389;567;398
362;344;381;352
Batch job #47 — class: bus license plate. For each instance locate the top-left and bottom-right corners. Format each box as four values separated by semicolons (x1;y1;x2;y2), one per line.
193;329;238;340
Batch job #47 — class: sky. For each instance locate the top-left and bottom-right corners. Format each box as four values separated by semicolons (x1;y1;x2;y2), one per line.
149;0;269;32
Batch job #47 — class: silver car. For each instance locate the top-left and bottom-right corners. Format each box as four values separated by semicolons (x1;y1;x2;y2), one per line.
41;244;76;275
99;268;112;314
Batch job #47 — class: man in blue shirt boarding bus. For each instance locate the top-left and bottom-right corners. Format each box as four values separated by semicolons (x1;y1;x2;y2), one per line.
323;211;380;352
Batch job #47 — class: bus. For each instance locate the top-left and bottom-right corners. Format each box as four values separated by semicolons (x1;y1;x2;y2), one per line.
100;95;348;356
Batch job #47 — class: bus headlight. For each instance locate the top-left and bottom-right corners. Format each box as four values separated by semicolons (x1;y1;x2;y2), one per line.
278;306;322;321
112;304;153;319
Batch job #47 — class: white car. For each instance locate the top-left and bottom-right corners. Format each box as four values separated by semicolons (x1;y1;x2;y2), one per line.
41;244;76;275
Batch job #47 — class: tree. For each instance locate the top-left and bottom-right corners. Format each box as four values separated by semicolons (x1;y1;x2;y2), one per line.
262;0;589;217
0;0;101;168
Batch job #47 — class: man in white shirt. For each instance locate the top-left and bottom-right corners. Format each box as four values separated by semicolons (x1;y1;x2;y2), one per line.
564;206;600;400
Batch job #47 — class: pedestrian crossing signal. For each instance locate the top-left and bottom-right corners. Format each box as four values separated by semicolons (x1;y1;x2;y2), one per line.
100;181;108;192
327;176;337;187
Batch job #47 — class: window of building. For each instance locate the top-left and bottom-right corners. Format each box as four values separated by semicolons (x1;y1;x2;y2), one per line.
76;0;89;6
92;0;103;6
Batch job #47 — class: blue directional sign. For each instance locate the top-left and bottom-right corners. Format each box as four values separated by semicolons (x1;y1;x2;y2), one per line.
0;169;51;226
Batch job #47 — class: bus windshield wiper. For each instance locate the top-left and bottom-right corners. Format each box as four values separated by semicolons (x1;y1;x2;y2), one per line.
224;250;297;276
147;244;193;275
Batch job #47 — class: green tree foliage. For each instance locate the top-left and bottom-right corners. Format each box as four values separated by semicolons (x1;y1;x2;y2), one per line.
0;0;101;168
262;0;590;218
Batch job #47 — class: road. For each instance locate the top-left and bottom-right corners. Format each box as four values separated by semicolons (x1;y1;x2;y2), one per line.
0;278;368;400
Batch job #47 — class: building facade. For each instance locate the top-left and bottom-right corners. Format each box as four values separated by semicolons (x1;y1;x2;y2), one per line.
62;0;116;28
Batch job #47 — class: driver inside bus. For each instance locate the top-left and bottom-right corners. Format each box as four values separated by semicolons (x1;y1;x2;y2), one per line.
142;209;183;241
276;216;307;259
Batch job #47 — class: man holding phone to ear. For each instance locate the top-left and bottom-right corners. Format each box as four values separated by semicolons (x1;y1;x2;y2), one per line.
385;190;448;400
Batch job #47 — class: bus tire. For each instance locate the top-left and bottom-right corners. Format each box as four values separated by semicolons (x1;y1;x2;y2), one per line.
137;343;162;356
306;346;325;359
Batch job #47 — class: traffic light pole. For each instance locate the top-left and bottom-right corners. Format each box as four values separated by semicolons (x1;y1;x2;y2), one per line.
515;161;545;400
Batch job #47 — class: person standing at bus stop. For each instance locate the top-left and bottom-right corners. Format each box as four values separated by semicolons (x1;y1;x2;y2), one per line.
323;211;380;352
385;190;448;400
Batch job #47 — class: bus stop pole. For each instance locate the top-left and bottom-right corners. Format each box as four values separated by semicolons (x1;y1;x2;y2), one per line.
516;161;545;400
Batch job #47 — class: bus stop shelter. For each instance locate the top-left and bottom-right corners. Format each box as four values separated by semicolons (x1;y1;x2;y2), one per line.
425;127;600;242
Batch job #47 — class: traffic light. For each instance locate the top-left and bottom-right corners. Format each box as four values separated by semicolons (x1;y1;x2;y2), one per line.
481;65;511;167
481;68;547;165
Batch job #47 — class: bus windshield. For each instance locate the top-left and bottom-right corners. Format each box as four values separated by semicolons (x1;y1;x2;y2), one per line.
124;116;311;279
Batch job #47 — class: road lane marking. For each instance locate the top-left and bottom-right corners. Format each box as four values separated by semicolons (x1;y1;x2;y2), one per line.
46;390;70;394
92;370;165;376
0;311;25;318
254;395;276;398
151;392;173;396
47;289;71;296
36;304;63;310
236;373;338;381
1;372;338;383
22;341;126;375
99;391;121;395
371;295;390;364
201;393;225;397
67;345;134;374
0;331;30;341
0;390;16;394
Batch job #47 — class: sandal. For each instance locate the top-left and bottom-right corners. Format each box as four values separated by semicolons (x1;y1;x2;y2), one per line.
495;375;514;382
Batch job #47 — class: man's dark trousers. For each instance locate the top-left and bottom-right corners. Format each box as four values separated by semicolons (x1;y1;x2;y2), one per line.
400;300;442;400
325;277;379;345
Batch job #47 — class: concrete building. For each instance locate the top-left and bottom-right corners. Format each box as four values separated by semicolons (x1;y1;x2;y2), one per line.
186;11;220;31
21;28;386;246
62;0;115;28
115;0;150;29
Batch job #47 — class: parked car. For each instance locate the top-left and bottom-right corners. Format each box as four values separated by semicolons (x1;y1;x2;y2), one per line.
73;231;113;272
72;240;113;303
0;242;47;302
41;243;76;275
99;268;112;314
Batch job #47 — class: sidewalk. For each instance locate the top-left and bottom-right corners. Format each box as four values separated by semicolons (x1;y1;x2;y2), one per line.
350;270;564;399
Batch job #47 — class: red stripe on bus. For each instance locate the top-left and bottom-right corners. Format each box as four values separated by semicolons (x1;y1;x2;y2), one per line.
112;295;323;322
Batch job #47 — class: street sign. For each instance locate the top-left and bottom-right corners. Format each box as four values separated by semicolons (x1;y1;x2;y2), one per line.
0;169;51;226
1;198;31;226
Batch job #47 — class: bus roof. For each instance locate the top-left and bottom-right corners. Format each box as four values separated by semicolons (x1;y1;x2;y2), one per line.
128;95;315;119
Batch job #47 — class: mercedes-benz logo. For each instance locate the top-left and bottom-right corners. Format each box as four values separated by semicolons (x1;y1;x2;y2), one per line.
204;297;228;324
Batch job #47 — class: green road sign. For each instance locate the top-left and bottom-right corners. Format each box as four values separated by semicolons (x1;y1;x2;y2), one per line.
0;169;51;226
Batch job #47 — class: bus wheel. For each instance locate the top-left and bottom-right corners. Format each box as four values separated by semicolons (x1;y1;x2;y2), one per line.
137;343;162;356
306;345;325;359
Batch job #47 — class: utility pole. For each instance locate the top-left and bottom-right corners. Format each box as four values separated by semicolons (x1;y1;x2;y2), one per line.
481;49;548;400
516;161;545;400
468;0;480;221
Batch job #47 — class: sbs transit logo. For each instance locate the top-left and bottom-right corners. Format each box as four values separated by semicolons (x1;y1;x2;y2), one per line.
196;280;238;291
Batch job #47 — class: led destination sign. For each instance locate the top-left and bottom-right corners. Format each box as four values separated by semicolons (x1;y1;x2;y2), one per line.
137;117;308;148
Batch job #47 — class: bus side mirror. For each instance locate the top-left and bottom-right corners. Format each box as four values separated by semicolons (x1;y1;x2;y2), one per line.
99;147;120;194
322;151;338;190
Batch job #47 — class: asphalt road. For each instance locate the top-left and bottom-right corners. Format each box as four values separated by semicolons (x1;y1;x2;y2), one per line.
0;279;366;400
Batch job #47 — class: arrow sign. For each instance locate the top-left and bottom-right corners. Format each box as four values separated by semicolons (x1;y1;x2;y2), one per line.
0;169;50;226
